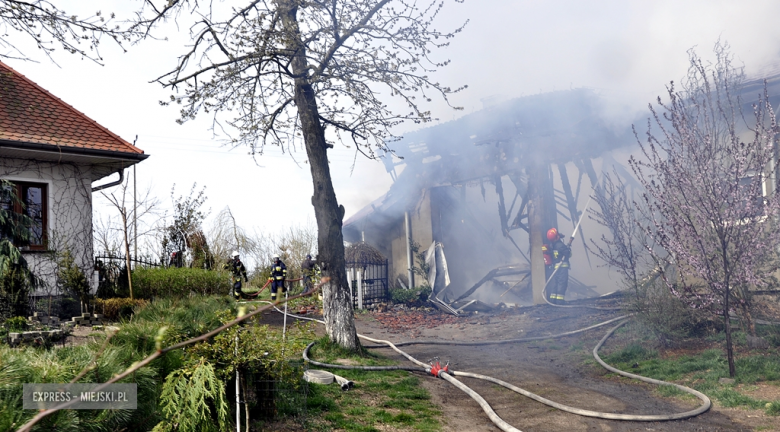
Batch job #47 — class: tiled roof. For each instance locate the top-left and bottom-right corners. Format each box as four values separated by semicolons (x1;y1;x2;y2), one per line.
0;61;144;155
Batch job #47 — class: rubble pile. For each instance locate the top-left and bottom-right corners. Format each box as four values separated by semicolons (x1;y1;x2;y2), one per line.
70;313;104;327
373;309;461;333
27;312;61;327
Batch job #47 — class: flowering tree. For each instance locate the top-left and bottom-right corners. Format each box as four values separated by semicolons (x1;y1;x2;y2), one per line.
630;43;780;377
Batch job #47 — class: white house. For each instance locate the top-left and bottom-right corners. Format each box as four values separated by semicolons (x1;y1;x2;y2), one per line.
0;61;148;295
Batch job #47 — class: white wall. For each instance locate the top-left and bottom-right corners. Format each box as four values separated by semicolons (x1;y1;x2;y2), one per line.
1;157;95;295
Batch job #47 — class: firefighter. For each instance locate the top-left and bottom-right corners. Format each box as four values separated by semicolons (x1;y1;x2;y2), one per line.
224;251;248;300
541;242;553;282
547;228;571;305
268;254;287;301
301;254;317;295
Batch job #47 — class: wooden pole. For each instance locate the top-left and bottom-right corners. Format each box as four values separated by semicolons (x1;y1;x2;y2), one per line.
527;164;546;305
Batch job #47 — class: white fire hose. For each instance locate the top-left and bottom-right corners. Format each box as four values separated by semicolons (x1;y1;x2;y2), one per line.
258;301;711;431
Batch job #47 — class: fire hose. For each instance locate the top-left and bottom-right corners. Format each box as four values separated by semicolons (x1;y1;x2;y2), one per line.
243;277;304;298
260;302;711;430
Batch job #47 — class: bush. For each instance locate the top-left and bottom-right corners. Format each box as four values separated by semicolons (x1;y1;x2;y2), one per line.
94;298;148;320
389;286;431;304
632;278;721;344
132;267;231;299
4;316;27;331
0;268;30;322
57;250;91;307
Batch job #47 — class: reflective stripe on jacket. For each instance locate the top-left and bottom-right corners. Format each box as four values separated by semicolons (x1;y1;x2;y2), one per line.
271;261;287;280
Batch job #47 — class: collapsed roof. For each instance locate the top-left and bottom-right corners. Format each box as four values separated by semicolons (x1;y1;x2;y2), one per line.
345;88;635;234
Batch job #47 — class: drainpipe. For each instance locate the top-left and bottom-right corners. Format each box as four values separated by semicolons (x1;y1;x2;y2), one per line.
405;212;414;288
91;169;125;192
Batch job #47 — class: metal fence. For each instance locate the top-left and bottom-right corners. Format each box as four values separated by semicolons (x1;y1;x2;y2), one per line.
346;259;388;308
227;362;308;430
94;253;162;270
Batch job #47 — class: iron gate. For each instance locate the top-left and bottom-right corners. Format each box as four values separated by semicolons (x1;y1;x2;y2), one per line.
346;259;388;308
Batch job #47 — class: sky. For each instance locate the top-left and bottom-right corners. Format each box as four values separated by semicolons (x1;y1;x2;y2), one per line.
5;0;780;257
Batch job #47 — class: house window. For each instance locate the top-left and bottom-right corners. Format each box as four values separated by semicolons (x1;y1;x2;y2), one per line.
0;181;48;250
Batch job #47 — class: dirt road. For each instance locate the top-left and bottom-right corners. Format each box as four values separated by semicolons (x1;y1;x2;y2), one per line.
350;302;773;431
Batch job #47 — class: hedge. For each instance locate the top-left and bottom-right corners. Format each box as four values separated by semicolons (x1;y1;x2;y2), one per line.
132;268;232;299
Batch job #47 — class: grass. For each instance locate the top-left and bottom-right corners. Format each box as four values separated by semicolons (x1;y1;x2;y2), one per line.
601;341;780;416
304;337;441;431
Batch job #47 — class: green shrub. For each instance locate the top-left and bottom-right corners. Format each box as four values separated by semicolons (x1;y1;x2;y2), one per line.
153;359;229;432
94;298;148;320
132;267;231;299
389;286;431;304
632;278;721;343
57;250;91;307
0;267;31;322
4;316;27;331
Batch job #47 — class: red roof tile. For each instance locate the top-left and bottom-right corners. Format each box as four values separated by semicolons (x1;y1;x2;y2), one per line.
0;61;144;155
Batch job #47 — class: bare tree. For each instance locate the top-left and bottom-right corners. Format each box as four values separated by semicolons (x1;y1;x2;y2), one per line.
207;206;257;266
588;171;656;294
99;171;161;299
133;0;466;349
93;212;123;256
0;0;133;63
631;42;780;377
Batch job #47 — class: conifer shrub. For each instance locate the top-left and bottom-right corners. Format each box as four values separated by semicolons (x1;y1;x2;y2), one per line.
153;359;229;432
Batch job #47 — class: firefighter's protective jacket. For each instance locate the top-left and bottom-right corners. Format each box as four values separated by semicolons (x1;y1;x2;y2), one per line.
551;239;571;269
270;260;287;281
541;243;552;266
301;257;317;277
224;258;248;282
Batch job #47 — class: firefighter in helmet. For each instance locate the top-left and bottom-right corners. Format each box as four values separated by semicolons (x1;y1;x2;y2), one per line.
268;254;287;301
547;228;571;305
224;251;248;300
301;254;318;295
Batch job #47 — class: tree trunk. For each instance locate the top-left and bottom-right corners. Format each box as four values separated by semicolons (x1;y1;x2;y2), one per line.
279;1;360;350
724;285;736;377
121;208;134;300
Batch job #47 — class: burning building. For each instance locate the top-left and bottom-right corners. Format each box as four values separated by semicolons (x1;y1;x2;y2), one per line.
343;70;780;310
343;88;639;308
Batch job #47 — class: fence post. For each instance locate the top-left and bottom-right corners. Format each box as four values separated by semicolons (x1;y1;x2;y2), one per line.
357;270;363;310
347;268;353;305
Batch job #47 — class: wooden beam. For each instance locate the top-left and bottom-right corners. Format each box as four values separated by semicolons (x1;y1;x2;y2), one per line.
557;163;580;228
495;175;509;237
527;164;547;305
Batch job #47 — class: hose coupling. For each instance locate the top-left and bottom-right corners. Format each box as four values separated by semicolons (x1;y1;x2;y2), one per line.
428;360;449;378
